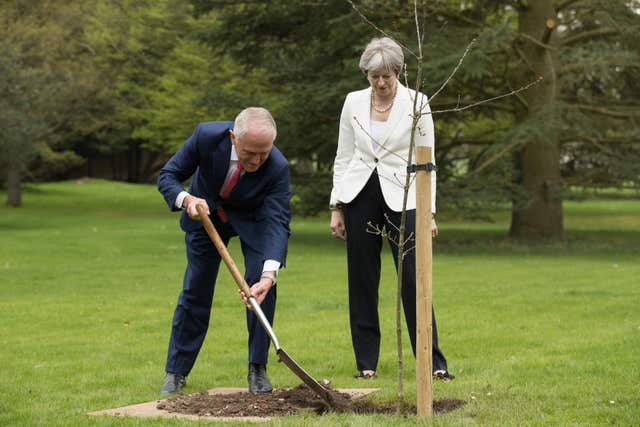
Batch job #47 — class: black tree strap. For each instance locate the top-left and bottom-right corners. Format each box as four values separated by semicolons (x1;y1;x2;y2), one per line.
407;162;437;173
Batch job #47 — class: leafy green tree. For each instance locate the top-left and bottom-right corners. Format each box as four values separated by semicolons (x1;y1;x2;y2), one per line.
204;1;376;159
204;0;640;240
0;2;91;206
82;0;270;180
199;0;374;213
134;10;277;156
82;0;199;181
505;0;639;238
420;0;640;240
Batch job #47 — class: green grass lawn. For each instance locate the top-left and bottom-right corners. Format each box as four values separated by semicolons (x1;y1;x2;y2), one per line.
1;179;638;426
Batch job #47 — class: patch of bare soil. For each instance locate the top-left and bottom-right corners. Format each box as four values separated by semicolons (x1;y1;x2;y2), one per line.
157;384;465;417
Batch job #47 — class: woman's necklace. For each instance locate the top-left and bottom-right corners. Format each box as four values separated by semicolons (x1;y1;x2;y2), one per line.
371;88;397;113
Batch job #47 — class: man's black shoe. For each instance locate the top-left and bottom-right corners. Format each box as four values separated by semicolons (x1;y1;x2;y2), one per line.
160;373;186;394
248;363;273;394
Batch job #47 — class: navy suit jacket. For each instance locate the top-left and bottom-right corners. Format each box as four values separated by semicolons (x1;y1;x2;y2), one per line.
157;121;291;266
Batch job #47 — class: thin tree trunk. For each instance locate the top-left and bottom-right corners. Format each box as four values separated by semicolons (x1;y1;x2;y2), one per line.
510;0;564;240
6;168;21;207
395;48;426;408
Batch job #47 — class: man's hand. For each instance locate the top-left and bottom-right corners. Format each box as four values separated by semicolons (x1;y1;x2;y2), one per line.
183;195;209;220
238;276;274;308
330;210;346;240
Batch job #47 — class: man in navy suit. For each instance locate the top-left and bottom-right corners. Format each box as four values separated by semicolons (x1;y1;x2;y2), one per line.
157;107;291;394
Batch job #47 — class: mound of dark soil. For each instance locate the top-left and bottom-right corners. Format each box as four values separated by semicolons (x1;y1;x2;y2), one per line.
157;384;465;417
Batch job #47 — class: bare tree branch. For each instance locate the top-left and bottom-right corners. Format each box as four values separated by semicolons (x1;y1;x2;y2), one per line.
559;59;622;75
426;77;543;115
429;38;477;102
559;28;620;46
437;9;483;28
419;0;427;47
429;97;514;113
512;42;538;75
469;139;522;176
358;157;406;189
366;214;416;250
430;97;515;112
414;0;423;58
403;245;416;257
346;0;418;58
561;135;640;145
576;104;637;119
517;33;558;51
561;97;640;107
366;220;386;238
506;77;530;110
388;172;404;188
583;135;628;159
353;115;409;163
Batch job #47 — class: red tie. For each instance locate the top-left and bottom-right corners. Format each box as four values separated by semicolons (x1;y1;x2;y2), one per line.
217;162;243;222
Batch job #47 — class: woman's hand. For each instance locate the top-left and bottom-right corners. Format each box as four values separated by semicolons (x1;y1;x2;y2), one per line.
432;218;439;238
330;210;346;240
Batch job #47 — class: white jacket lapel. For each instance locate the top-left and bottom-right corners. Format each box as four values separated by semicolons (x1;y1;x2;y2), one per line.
353;87;375;155
377;82;410;152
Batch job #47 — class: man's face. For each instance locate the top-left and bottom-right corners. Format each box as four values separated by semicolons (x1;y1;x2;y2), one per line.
230;127;274;173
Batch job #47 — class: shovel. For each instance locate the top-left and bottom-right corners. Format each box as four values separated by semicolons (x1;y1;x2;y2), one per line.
195;204;335;407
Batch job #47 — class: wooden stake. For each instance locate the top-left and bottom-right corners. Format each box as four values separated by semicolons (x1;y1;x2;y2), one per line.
415;146;433;417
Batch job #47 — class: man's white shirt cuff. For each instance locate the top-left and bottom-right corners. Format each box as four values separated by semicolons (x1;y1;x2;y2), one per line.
263;260;280;274
176;191;189;209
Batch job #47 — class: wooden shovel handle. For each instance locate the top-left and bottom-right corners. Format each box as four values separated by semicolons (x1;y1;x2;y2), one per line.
195;204;252;297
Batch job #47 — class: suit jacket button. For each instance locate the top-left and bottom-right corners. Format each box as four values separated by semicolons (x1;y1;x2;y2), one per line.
374;158;378;163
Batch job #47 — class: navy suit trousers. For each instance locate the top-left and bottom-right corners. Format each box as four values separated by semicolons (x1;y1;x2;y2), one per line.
165;216;276;376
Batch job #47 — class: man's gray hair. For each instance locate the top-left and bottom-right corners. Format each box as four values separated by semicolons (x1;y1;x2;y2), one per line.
234;107;277;141
359;37;404;74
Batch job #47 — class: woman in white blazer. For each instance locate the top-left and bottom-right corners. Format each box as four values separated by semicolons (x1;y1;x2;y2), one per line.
330;37;453;381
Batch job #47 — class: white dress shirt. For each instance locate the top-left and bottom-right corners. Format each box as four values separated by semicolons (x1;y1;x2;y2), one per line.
369;119;388;153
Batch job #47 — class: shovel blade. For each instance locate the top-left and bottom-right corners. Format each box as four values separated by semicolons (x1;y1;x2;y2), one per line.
277;348;334;407
248;298;333;406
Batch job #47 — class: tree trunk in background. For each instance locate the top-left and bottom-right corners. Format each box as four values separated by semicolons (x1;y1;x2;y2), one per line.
510;1;564;241
6;168;21;207
128;141;140;182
